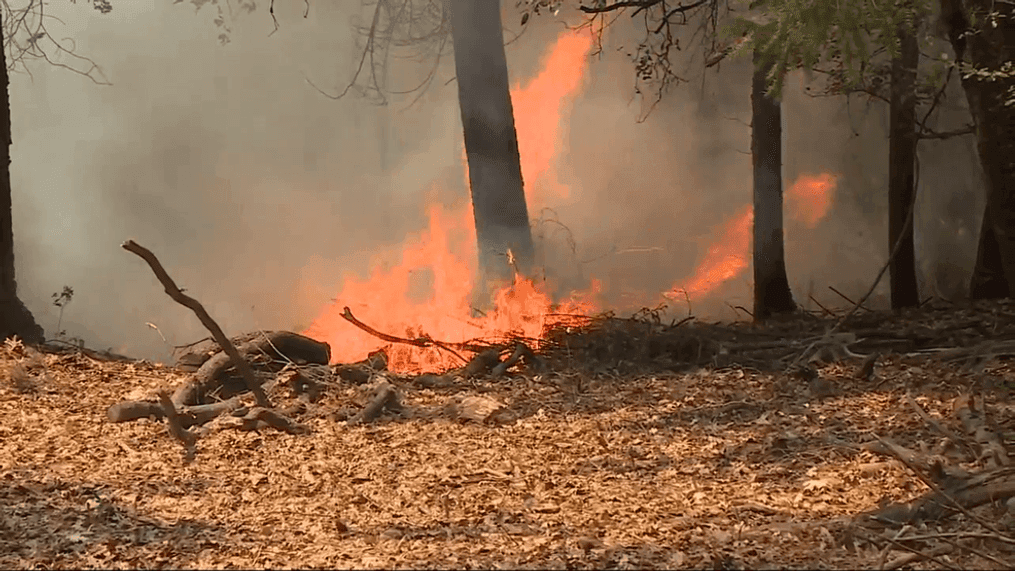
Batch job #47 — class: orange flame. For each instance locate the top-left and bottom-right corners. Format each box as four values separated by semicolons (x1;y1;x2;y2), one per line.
304;29;596;372
787;172;837;228
666;206;753;300
665;173;837;300
513;31;593;204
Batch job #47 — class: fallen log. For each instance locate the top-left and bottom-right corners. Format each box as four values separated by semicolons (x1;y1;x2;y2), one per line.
335;349;388;384
219;406;309;435
349;379;400;425
122;240;271;409
460;349;502;378
175;330;331;372
858;466;1015;526
172;331;331;406
157;391;197;461
108;397;243;428
954;394;1011;468
491;343;534;377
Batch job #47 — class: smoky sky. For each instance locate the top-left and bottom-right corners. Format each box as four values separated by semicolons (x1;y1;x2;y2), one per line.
10;2;984;362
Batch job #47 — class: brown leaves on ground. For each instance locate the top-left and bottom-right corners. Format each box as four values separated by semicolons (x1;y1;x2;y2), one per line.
1;313;1014;569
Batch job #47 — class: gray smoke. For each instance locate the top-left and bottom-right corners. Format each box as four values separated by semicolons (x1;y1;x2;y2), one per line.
10;3;984;362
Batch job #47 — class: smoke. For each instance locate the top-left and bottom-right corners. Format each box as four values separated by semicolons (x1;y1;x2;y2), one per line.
9;2;985;362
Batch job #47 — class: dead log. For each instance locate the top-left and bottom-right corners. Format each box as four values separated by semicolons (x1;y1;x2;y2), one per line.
954;394;1011;468
108;397;243;428
491;343;533;377
157;391;197;460
460;349;502;378
175;330;330;372
172;331;330;406
858;466;1015;526
336;349;388;384
223;406;309;435
349;380;400;425
122;240;271;409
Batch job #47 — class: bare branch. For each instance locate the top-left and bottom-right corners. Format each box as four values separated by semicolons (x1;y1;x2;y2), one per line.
3;0;110;85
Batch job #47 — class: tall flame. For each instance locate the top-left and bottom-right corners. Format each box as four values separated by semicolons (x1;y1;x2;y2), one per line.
304;29;596;372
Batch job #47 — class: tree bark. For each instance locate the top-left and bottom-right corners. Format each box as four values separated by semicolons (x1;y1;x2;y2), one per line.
939;0;1015;298
888;21;921;309
751;49;796;321
447;0;535;289
0;8;43;344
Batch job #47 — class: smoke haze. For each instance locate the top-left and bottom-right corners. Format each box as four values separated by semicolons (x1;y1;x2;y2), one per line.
11;2;984;362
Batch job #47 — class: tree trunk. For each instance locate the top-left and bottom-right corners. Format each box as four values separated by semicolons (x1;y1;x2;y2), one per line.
939;0;1015;298
447;0;535;290
888;21;921;309
0;8;43;344
751;49;796;321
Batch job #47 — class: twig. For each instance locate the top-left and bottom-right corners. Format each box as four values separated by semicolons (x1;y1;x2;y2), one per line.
829;285;874;312
904;392;973;458
936;535;1014;568
809;294;836;316
874;434;1013;539
340;306;472;363
122;240;271;409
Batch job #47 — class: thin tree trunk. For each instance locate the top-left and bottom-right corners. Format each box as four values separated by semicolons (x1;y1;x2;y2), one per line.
0;8;43;344
940;0;1015;298
888;21;920;309
447;0;535;290
751;49;796;321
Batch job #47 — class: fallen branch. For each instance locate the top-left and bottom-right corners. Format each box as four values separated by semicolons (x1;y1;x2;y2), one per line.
173;331;329;406
349;380;400;424
157;391;197;461
340;306;484;362
954;395;1011;468
108;397;242;428
224;406;309;435
122;240;270;409
491;343;532;378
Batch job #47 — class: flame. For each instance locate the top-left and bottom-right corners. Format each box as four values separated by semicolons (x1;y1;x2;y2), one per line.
666;206;753;300
512;31;594;205
304;29;596;372
787;172;836;228
665;173;837;300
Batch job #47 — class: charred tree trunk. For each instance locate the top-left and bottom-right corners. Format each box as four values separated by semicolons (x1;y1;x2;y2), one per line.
888;21;921;309
0;9;42;344
751;49;796;321
940;0;1015;298
447;0;535;289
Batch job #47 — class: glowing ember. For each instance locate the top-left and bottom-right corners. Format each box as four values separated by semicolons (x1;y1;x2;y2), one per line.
304;29;596;372
787;172;837;228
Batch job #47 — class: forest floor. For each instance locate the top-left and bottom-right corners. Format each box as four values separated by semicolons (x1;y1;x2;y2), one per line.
2;300;1015;569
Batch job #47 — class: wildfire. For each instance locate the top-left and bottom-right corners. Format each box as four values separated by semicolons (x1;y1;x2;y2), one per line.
665;172;838;301
304;28;596;372
668;206;754;299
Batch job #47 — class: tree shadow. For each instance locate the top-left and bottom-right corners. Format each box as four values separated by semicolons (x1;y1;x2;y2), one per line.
0;474;229;568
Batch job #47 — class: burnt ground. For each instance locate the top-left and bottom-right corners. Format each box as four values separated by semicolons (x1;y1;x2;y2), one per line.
2;299;1015;569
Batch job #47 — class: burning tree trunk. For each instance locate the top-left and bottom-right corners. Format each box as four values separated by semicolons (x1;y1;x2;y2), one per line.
0;8;43;344
751;49;796;321
888;20;920;309
939;0;1015;299
447;0;536;288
